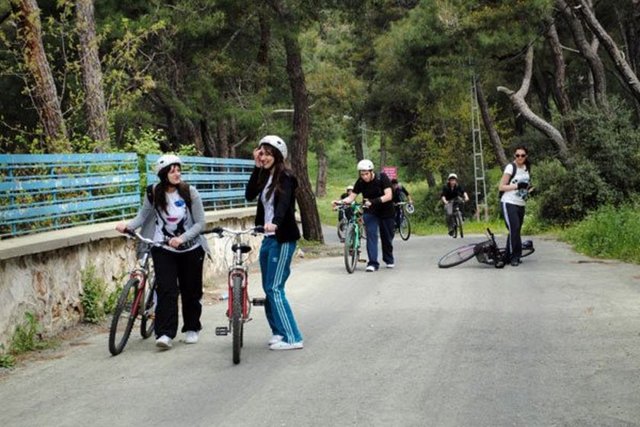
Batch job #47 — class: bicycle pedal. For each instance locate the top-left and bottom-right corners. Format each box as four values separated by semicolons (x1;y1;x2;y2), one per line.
252;297;266;306
358;258;367;263
215;326;229;336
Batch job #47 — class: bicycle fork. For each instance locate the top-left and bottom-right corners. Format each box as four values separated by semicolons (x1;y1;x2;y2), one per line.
215;269;266;336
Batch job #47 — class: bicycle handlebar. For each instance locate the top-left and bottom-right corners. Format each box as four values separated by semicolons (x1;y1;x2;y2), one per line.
122;229;170;247
209;226;265;237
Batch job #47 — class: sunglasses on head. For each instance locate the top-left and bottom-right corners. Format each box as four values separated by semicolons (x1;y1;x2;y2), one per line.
515;154;527;158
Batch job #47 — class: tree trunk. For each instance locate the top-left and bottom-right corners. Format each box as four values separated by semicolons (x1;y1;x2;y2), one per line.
556;0;608;109
184;118;204;155
200;119;217;157
315;143;327;197
475;79;508;168
570;0;640;104
545;19;578;147
379;132;387;168
14;0;68;150
282;31;323;242
216;119;230;158
425;169;436;188
76;0;109;148
497;45;570;165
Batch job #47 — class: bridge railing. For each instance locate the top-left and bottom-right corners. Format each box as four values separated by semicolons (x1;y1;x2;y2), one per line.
0;153;256;239
0;153;140;238
145;154;255;210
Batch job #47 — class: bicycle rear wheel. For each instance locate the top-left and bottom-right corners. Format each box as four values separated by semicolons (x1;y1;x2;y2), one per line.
399;215;411;241
438;244;477;268
455;211;464;238
109;278;140;355
139;273;156;339
343;223;358;273
521;240;535;258
232;275;243;364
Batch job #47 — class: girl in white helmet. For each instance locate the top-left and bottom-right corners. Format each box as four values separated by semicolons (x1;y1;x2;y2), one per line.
333;159;395;271
245;135;304;350
116;154;209;350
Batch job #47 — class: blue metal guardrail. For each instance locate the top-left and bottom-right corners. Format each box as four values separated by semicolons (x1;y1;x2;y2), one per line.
0;153;256;239
0;153;140;238
145;154;255;210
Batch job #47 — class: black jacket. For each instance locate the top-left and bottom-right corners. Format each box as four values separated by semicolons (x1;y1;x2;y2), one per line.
245;167;301;243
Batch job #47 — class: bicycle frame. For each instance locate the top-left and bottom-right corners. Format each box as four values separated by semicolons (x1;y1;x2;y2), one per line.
226;236;251;322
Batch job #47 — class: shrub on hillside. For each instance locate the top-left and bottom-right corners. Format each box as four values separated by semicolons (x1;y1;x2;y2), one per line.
534;159;614;225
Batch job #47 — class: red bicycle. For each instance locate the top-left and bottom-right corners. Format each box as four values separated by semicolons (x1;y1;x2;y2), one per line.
211;226;264;364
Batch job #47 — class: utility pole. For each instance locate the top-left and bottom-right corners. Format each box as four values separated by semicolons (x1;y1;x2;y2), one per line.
471;73;489;221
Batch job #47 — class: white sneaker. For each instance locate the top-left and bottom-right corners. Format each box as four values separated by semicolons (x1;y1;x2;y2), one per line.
268;334;284;346
386;263;395;269
155;335;172;349
269;341;304;351
184;331;199;344
365;265;377;272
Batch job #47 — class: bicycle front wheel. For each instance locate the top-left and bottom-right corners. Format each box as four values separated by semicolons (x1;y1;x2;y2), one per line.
337;219;347;241
438;244;477;268
455;211;464;238
139;273;156;339
109;278;140;355
232;275;243;364
399;215;411;241
343;223;358;273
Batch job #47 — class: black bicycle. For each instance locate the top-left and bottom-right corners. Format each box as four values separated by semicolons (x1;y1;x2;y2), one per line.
447;197;465;238
438;228;534;268
394;201;412;241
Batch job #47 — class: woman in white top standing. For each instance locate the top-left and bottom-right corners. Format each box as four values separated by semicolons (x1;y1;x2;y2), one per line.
498;145;531;267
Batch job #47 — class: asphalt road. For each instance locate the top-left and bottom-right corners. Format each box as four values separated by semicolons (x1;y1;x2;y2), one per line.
2;229;640;427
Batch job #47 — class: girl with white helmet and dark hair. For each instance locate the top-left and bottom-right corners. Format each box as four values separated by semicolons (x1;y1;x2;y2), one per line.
245;135;304;350
116;154;209;349
333;159;395;272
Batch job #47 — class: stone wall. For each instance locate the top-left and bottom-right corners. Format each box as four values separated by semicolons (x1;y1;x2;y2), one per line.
0;208;257;350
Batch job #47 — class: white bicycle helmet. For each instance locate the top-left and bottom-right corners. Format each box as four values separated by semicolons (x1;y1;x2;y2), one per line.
259;135;288;160
357;159;374;171
447;173;458;180
346;185;354;191
155;154;182;175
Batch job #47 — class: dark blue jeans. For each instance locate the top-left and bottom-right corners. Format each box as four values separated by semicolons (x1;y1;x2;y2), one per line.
363;212;395;268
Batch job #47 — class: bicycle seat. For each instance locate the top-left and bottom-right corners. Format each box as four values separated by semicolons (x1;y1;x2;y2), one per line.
232;243;252;253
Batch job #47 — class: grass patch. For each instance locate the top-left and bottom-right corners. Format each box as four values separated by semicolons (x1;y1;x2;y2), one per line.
562;204;640;263
81;264;108;323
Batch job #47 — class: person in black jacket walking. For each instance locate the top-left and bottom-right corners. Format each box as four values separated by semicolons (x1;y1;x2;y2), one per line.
245;135;304;351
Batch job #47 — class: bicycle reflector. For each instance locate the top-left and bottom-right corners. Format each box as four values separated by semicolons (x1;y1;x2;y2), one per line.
406;203;415;214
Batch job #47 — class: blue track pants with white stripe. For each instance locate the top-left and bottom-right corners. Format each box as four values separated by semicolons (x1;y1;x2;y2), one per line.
259;237;303;344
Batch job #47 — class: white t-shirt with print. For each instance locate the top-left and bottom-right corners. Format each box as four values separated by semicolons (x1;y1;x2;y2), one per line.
153;191;200;252
261;174;276;236
500;163;530;207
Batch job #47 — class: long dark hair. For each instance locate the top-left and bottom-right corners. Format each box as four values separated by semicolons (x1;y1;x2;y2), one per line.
514;145;531;173
154;164;191;214
257;143;292;200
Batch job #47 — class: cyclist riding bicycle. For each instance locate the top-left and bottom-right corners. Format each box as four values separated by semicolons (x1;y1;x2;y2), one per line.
440;173;469;237
391;179;413;228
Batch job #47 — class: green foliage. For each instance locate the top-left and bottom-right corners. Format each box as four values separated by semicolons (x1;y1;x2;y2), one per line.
104;285;122;315
10;312;48;354
0;351;16;369
81;264;108;324
533;159;614;225
571;99;640;200
563;203;640;264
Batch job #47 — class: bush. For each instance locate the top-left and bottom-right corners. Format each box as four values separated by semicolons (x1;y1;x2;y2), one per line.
10;312;48;354
563;203;640;263
81;264;108;323
533;158;614;225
